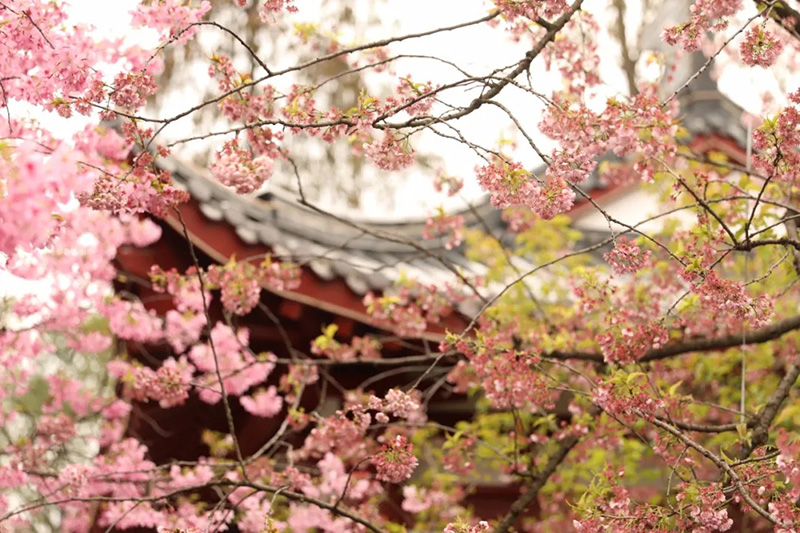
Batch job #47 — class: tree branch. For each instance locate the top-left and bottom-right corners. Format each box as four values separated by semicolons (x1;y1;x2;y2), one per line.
545;313;800;364
650;417;776;525
493;434;581;533
741;363;800;458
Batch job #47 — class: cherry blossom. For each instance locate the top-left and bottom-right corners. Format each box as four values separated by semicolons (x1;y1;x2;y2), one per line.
210;140;274;194
604;237;651;275
423;208;465;249
240;386;284;418
364;133;415;171
372;435;418;483
740;25;784;68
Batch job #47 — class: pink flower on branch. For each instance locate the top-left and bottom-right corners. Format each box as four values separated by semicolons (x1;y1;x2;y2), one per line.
740;25;784;68
240;386;283;418
493;0;569;21
604;237;651;275
210;141;274;194
423;208;465;249
662;0;742;52
259;0;298;23
130;0;211;44
364;133;415;171
372;435;418;483
476;161;574;219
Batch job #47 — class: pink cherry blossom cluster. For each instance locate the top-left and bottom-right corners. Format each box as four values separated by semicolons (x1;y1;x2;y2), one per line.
209;261;263;315
768;499;800;533
532;176;575;219
130;0;211;44
259;0;298;23
752;105;800;183
101;298;165;344
164;310;206;353
210;140;275;194
259;255;302;291
57;465;90;497
364;280;451;337
188;323;275;404
110;73;157;111
401;484;454;514
150;265;209;312
1;0;153;115
690;271;773;329
75;125;132;162
372;435;418;483
423;209;465;249
572;468;671;532
0;142;91;254
678;490;733;531
279;363;319;404
662;0;742;52
543;13;601;94
36;412;77;443
311;328;382;361
593;379;665;422
294;408;371;461
539;89;678;184
390;77;438;116
208;53;237;92
109;356;195;408
475;160;539;209
480;351;551;410
740;25;784;68
368;388;422;423
240;386;284;418
476;161;576;220
776;429;800;500
597;321;669;365
604;237;651;275
79;149;189;216
364;133;415;171
546;151;597;185
493;0;569;21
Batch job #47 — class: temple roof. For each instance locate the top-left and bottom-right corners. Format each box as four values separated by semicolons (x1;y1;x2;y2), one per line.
162;156;514;317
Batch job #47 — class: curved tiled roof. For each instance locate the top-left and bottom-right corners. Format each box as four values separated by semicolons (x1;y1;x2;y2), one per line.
161;156;515;317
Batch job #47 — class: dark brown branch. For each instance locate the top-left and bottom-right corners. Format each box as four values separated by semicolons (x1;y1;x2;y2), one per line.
760;0;800;41
735;237;800;252
98;11;500;127
612;0;638;96
659;417;741;434
194;21;272;74
384;0;585;129
785;210;800;274
741;363;800;457
650;417;776;525
545;313;800;363
493;434;581;533
175;208;245;467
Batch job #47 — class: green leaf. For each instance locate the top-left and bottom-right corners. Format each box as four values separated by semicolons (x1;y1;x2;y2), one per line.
626;372;646;386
